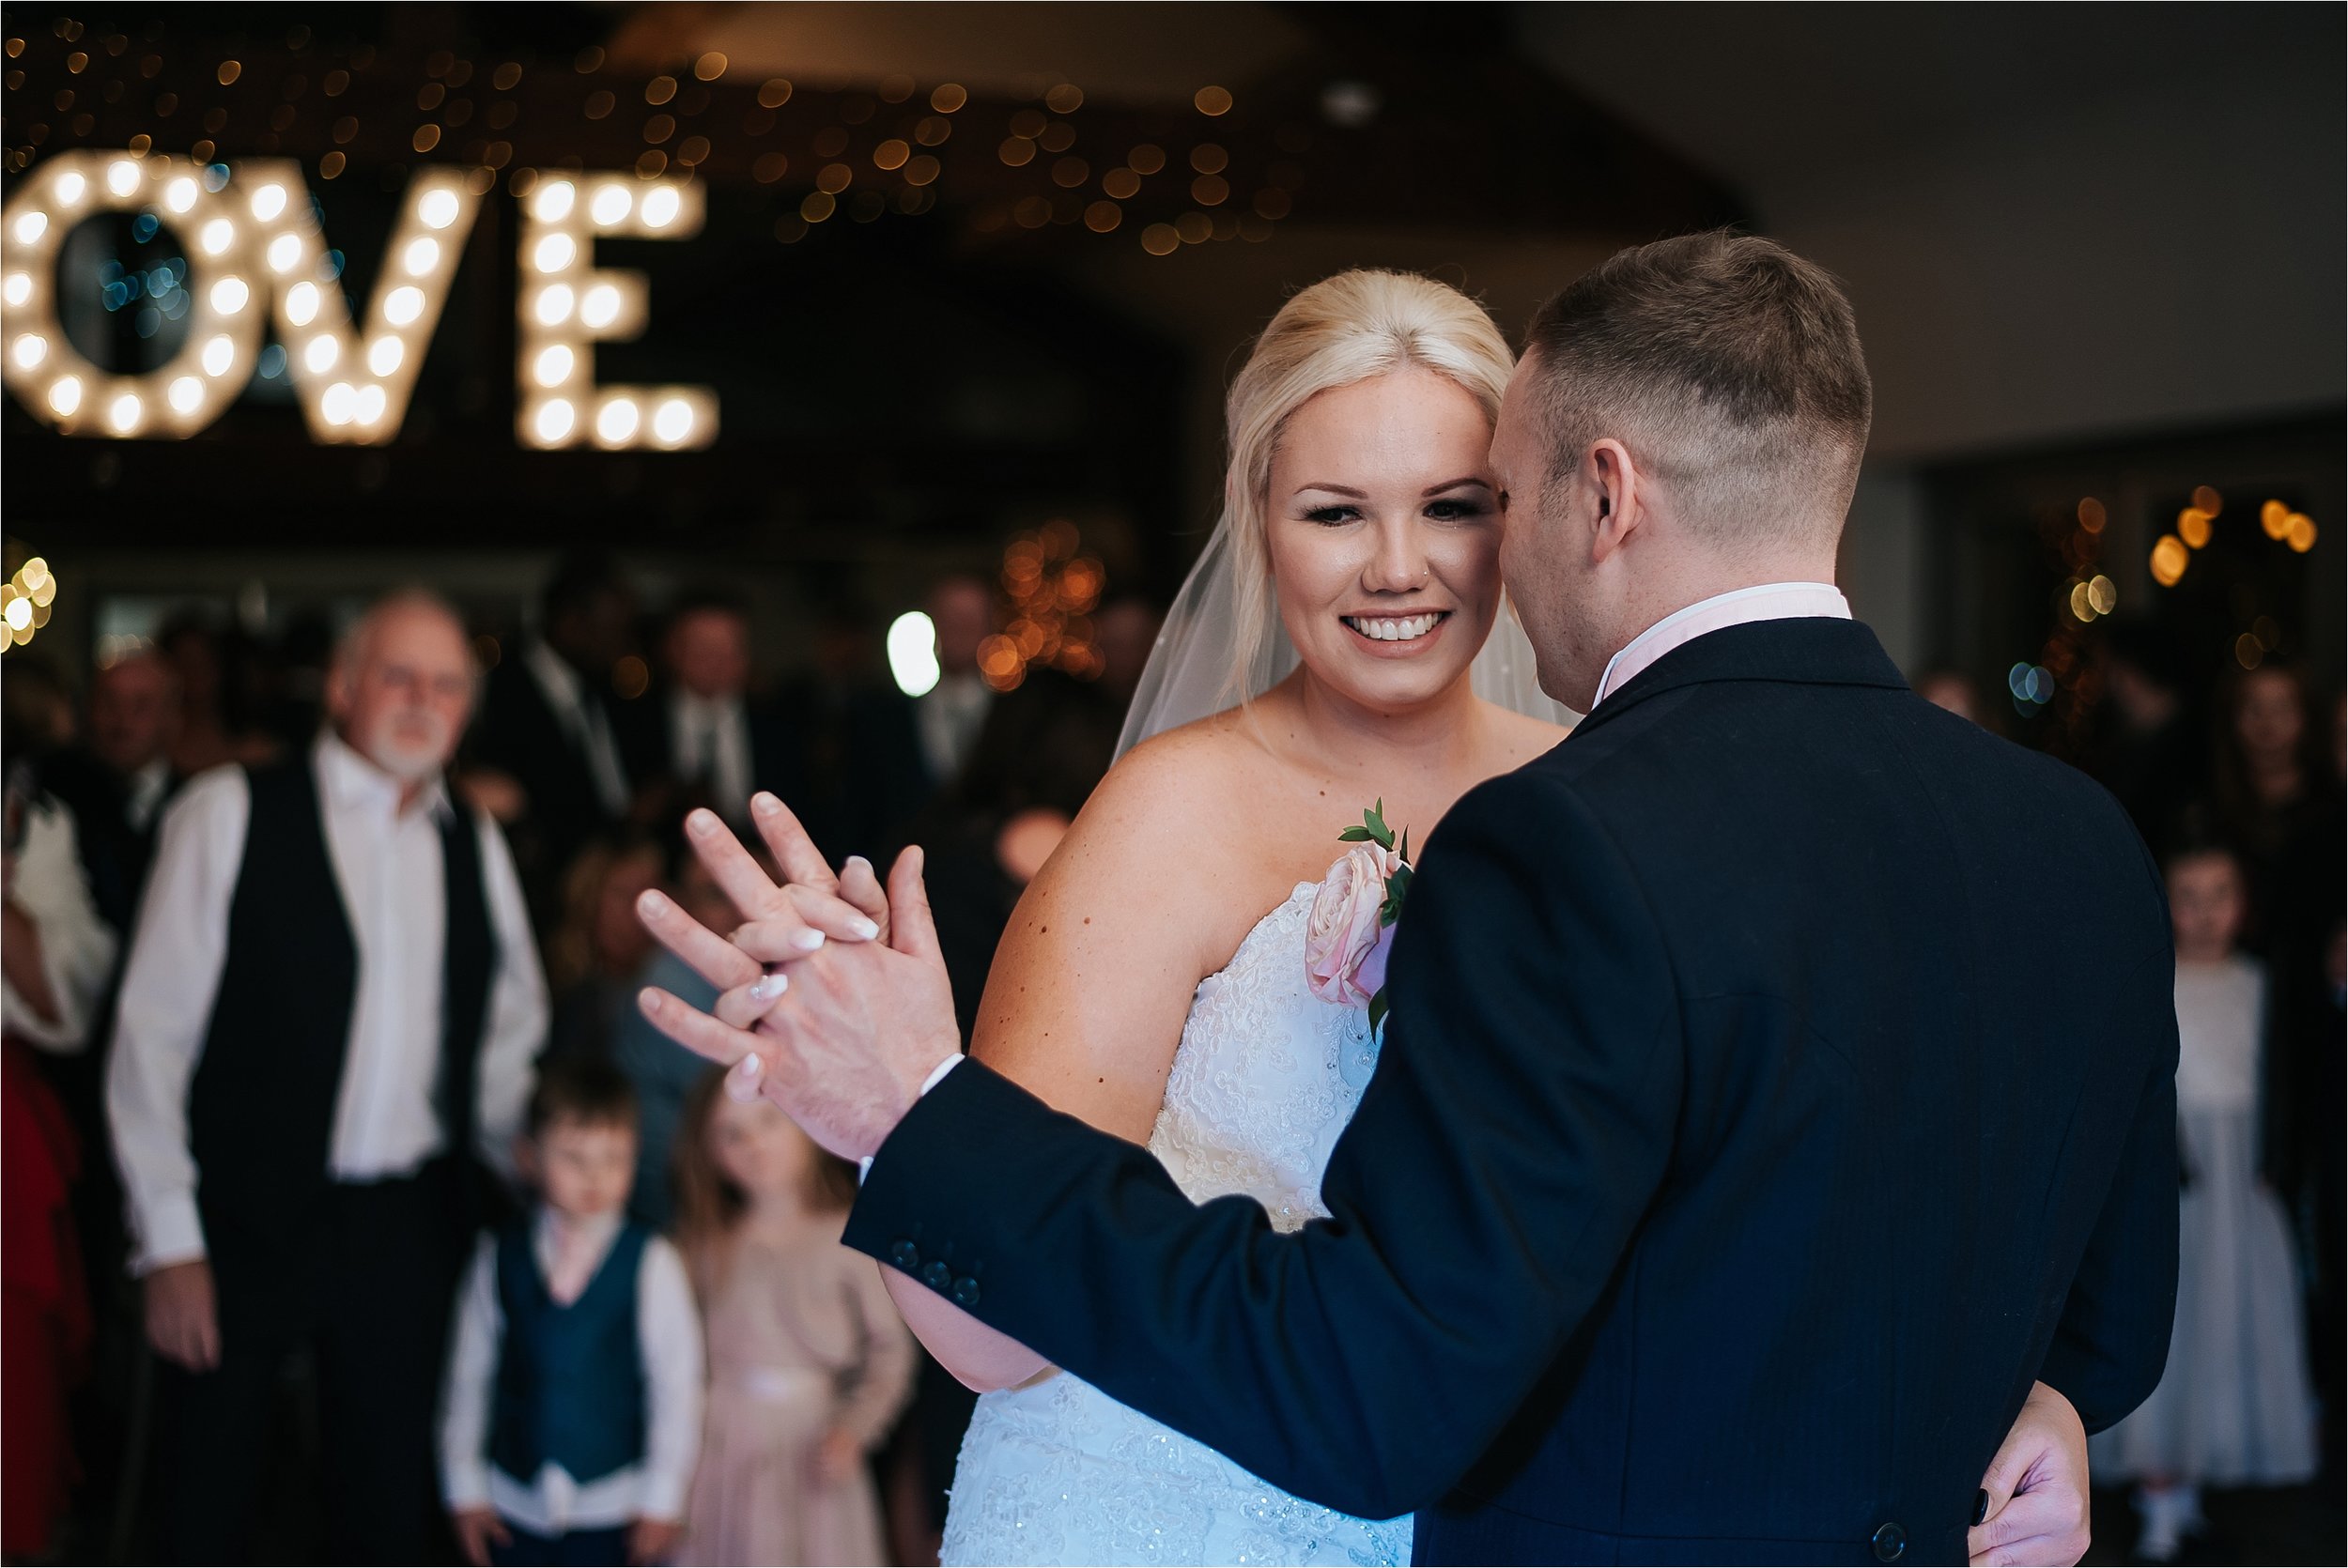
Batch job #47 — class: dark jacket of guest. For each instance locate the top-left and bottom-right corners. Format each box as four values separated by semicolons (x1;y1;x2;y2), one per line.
848;620;2181;1565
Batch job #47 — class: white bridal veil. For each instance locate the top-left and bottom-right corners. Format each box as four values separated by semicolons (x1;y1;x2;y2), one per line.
1114;512;1577;760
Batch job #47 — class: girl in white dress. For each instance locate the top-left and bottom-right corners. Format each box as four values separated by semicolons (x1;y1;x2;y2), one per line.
868;270;1570;1566
2090;842;2319;1561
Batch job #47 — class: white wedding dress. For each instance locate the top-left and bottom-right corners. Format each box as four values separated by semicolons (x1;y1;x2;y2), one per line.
937;881;1414;1566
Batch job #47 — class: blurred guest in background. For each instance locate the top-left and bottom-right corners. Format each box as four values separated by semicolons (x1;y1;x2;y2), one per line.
106;591;548;1563
542;830;666;1068
44;650;182;934
2212;663;2334;951
825;575;999;864
622;588;808;832
2;742;116;1560
471;556;641;926
2090;840;2319;1562
2090;621;2198;849
914;575;998;792
610;818;765;1230
439;1057;701;1568
156;617;279;777
1916;669;1988;729
671;1068;913;1567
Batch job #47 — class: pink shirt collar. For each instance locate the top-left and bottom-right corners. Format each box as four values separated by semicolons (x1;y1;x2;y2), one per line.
1595;582;1852;706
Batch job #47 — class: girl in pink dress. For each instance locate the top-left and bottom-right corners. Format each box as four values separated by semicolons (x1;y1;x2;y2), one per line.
672;1069;914;1566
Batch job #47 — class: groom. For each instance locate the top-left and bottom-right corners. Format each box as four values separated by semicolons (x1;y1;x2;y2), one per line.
641;233;2178;1564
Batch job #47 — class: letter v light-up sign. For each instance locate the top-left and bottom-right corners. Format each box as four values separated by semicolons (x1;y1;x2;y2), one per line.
0;152;717;448
0;151;477;442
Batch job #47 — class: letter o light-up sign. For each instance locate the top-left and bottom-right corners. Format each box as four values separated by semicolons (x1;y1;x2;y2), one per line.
0;151;478;442
0;152;718;449
517;173;715;451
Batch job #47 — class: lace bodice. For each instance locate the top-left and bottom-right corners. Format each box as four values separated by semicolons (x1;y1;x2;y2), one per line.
939;883;1412;1566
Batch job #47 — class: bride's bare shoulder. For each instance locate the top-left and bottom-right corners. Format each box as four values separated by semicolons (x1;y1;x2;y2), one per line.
1033;710;1271;920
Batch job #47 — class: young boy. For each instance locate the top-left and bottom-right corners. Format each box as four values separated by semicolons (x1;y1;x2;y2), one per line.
440;1058;703;1565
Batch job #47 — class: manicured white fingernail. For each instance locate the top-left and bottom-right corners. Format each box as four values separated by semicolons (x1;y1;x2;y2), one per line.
791;928;826;954
749;971;788;1002
725;1053;765;1102
849;916;880;941
637;889;672;916
844;855;873;879
752;792;780;817
687;808;719;838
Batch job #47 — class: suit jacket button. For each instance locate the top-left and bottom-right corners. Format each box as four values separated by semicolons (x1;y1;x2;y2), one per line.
889;1240;921;1271
1871;1523;1906;1563
922;1260;953;1291
952;1275;981;1308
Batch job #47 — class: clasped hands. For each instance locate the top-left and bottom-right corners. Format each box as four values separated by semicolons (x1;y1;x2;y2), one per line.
632;794;962;1161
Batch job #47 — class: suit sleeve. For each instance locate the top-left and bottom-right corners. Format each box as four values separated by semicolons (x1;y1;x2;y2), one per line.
845;767;1683;1519
2037;940;2182;1433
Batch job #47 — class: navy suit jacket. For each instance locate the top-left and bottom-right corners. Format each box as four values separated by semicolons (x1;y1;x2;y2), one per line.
845;619;2180;1565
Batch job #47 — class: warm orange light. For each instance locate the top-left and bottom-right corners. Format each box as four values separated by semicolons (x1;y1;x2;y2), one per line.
2262;499;2290;539
2286;514;2318;552
2191;484;2222;516
2177;507;2213;549
2150;535;2189;587
1194;85;1233;116
2077;497;2106;533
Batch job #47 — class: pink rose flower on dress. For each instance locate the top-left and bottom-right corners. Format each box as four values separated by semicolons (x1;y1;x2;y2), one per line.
1305;842;1400;1008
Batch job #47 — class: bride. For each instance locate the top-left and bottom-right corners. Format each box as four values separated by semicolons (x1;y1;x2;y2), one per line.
891;270;1569;1565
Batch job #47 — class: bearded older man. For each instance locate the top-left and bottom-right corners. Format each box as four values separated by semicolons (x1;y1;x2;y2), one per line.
107;591;547;1564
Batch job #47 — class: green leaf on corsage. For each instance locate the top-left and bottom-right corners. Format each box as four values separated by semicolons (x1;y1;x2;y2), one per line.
1367;991;1390;1033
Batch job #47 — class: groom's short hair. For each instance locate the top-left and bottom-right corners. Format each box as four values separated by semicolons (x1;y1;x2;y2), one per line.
1523;231;1872;549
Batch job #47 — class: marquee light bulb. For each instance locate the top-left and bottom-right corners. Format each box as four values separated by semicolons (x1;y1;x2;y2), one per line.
383;284;425;326
14;211;49;245
654;397;694;445
199;219;236;255
250;183;288;222
641;187;682;229
365;337;402;377
3;273;30;307
534;399;576;443
533;180;577;222
209;276;250;314
354;383;388;424
11;335;47;370
596;397;640;443
535;284;576;326
285;280;321;326
164;177;199;213
107;391;143;431
533;345;575;387
106;160;142;198
403;238;440;276
590;184;632;226
532;233;577;273
303;335;340;374
321;382;357;425
418;189;460;230
579;284;622;330
267;233;303;273
47;376;82;416
54;171;86;207
169;376;204;414
201;335;236;377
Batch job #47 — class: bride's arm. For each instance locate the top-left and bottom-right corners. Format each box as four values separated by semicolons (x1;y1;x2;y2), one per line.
881;739;1230;1392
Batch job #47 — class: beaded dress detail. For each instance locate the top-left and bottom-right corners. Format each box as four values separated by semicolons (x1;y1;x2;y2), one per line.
938;883;1412;1567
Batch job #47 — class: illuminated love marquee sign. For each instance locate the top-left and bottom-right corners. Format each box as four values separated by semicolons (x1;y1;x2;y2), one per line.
0;150;717;449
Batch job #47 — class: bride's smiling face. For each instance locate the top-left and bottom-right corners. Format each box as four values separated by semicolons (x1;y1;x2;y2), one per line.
1264;367;1503;714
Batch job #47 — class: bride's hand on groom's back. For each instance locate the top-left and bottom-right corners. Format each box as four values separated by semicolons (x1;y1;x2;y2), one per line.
1969;1381;2092;1566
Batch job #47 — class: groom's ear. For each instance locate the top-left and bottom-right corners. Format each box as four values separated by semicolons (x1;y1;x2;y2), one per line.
1587;438;1643;563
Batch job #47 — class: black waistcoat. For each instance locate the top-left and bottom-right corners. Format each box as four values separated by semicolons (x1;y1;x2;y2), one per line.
187;753;497;1255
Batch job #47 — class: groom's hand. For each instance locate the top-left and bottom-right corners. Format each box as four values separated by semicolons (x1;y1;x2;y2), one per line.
1968;1380;2091;1566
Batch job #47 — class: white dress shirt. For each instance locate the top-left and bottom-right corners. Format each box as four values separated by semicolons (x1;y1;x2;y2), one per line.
916;671;992;784
3;795;120;1053
524;640;632;819
124;756;174;834
669;690;753;820
1595;582;1852;706
439;1209;704;1531
106;733;548;1274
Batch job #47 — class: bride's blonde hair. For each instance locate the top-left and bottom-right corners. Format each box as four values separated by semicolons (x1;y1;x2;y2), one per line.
1220;269;1516;698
